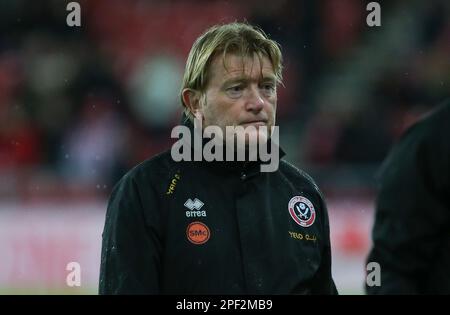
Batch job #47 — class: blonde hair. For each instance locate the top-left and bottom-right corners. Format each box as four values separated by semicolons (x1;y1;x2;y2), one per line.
180;22;283;122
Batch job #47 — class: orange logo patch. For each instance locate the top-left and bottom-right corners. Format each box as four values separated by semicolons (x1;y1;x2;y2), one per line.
186;221;210;245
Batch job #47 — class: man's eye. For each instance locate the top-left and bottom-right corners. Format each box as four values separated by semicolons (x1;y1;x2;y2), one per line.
229;86;243;92
261;84;276;93
226;86;243;97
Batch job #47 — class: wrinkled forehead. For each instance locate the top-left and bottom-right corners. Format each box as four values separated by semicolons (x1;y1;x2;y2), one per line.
208;52;275;83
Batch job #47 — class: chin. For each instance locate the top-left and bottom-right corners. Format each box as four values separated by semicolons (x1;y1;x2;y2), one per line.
239;128;269;147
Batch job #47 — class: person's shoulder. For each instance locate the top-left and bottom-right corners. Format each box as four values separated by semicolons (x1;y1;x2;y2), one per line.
419;99;450;125
105;151;176;225
130;149;174;177
114;149;176;191
378;99;450;182
402;99;450;143
384;99;450;165
278;159;323;196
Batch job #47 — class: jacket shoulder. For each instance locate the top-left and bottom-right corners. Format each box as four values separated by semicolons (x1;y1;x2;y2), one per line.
106;149;176;225
128;149;174;177
279;159;323;196
110;149;177;201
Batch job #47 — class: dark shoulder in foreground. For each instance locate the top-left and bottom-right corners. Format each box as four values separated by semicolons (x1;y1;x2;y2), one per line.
402;99;450;143
379;100;450;175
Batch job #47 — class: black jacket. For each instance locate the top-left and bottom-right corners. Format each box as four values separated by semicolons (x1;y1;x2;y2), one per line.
99;123;337;294
366;100;450;294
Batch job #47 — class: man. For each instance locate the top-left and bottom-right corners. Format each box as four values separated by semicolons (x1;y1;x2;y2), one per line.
366;100;450;294
99;22;337;294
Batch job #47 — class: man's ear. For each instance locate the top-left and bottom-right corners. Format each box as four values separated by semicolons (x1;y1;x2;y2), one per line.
182;88;202;117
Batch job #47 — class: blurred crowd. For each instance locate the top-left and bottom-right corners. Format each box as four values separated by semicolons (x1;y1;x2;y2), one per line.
0;0;448;200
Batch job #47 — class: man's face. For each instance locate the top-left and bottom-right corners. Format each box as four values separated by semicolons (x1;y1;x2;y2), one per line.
198;53;278;145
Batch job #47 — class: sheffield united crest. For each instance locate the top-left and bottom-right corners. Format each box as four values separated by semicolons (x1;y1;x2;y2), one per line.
288;196;316;227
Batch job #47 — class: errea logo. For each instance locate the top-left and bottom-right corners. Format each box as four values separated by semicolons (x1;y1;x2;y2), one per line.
184;198;204;210
184;198;206;218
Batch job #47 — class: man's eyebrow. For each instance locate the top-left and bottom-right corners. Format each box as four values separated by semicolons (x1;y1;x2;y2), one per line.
222;75;277;87
222;76;247;86
260;75;277;82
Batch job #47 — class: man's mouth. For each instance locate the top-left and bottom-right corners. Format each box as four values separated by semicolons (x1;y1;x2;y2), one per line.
239;120;267;127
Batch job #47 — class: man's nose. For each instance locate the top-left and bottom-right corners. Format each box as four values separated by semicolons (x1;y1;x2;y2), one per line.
245;86;264;113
